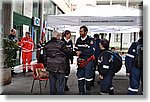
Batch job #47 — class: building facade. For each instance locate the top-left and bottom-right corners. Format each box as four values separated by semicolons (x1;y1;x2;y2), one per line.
96;0;142;8
2;0;72;65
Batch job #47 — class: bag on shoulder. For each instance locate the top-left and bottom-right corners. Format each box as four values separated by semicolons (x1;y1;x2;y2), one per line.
134;42;143;68
112;52;122;73
103;51;122;73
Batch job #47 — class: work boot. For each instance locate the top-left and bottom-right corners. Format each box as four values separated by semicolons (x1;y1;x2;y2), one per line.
97;81;100;85
23;69;26;73
99;92;109;95
79;92;85;95
91;82;94;86
109;90;114;95
22;66;26;73
86;90;91;95
64;86;69;91
11;70;17;76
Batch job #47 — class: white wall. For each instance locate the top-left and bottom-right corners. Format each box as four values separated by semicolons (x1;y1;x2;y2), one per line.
23;0;33;18
13;0;33;19
109;33;120;48
109;32;139;50
13;0;23;14
23;25;29;37
122;33;131;48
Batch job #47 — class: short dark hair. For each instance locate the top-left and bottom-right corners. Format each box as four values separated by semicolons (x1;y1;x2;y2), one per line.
26;32;30;35
63;30;71;37
80;26;88;32
101;39;109;50
111;47;115;50
11;29;14;32
94;34;99;39
139;29;143;38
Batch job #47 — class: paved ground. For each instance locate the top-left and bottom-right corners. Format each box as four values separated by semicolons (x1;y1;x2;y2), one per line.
0;60;142;95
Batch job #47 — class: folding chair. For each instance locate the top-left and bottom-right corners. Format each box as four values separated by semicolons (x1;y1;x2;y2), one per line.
30;63;49;94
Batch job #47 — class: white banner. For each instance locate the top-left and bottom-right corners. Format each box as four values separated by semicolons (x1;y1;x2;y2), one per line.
79;16;141;26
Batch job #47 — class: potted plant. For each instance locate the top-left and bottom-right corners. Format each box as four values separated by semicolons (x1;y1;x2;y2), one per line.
1;38;19;85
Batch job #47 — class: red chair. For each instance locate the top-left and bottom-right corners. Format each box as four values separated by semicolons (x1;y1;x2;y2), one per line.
30;63;49;94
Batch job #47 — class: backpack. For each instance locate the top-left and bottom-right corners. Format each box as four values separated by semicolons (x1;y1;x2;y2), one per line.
134;42;143;68
102;51;122;73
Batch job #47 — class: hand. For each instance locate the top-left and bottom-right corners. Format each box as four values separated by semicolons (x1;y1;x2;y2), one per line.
126;73;130;76
76;51;81;56
99;75;103;80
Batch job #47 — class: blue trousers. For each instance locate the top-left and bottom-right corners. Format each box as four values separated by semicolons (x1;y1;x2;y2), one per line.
77;61;94;94
100;71;114;94
128;66;143;95
49;72;65;95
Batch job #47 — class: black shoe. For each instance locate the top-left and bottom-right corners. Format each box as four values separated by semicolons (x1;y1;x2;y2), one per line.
109;91;114;95
23;70;26;73
11;70;17;76
86;90;91;95
64;86;69;91
97;81;100;85
28;69;33;72
91;83;94;86
79;92;85;95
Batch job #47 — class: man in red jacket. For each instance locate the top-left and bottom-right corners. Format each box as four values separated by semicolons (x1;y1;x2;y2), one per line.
19;32;34;72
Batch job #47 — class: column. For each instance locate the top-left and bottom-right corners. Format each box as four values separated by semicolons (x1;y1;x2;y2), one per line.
39;0;44;38
120;33;123;50
2;1;12;38
126;0;129;7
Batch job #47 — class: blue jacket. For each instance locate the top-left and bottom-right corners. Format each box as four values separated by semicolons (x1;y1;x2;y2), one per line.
94;38;101;59
62;38;73;63
75;35;95;59
98;50;114;76
125;38;143;73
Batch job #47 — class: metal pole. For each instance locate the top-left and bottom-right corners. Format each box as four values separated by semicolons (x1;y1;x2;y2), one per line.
108;33;111;44
39;0;44;38
134;32;136;42
126;0;129;7
110;0;112;5
120;33;123;51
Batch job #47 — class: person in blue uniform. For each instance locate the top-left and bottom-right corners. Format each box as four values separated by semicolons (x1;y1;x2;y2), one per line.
75;26;95;95
92;34;101;86
98;39;115;95
125;30;143;95
62;30;73;91
37;36;46;66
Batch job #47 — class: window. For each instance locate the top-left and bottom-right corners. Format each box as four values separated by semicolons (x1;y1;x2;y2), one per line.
33;0;40;17
114;33;121;43
71;35;76;45
45;29;52;42
96;1;110;5
130;32;139;42
112;0;126;6
44;1;55;15
13;0;23;14
130;33;134;43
